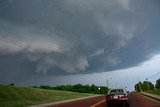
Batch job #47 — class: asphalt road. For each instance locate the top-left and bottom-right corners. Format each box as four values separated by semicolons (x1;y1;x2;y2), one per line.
129;93;160;107
48;95;105;107
48;93;160;107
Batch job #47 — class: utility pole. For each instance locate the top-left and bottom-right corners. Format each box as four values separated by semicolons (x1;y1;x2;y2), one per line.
106;78;112;89
106;79;109;88
137;77;142;92
146;78;150;90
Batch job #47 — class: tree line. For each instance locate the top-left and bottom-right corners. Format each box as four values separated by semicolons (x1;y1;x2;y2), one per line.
135;78;160;92
33;84;109;94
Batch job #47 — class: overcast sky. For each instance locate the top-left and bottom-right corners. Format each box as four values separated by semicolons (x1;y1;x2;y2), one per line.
0;0;160;91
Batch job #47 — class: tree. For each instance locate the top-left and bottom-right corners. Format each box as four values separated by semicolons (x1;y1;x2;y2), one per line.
99;86;108;94
10;83;14;86
91;84;98;94
135;81;142;92
142;81;154;91
155;79;160;89
36;84;109;94
135;81;154;92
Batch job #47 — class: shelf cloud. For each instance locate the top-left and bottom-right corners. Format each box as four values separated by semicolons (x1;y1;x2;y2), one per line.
0;0;160;83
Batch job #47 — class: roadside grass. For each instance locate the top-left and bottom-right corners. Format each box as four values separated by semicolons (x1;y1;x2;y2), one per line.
147;89;160;95
0;85;95;107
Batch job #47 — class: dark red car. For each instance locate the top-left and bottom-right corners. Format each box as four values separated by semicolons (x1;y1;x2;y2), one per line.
106;88;130;107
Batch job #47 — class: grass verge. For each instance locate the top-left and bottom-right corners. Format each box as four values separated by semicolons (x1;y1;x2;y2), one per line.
0;85;95;107
147;89;160;95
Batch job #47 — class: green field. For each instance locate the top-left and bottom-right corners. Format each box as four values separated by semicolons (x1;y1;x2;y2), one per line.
147;89;160;95
0;85;95;107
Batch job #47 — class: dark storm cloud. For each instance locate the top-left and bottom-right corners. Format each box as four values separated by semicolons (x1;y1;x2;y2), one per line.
0;0;160;81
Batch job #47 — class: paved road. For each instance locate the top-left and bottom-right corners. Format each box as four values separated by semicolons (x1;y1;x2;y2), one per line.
47;93;160;107
129;93;160;107
48;96;105;107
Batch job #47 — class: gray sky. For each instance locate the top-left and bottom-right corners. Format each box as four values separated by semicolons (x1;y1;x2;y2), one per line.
0;0;160;91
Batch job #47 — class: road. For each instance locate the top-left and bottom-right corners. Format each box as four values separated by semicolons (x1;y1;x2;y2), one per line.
48;96;105;107
48;93;160;107
129;93;160;107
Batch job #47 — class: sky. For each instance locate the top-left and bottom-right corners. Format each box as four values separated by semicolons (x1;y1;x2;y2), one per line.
0;0;160;91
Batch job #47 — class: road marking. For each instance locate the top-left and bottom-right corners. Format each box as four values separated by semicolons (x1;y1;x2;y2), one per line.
90;99;105;107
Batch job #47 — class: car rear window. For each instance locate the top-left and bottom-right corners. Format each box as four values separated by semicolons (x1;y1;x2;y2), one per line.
109;89;124;94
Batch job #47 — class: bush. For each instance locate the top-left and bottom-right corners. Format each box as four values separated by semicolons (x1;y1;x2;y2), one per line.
33;84;109;94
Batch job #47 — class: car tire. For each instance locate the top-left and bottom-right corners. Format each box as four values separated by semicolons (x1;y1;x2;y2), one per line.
107;102;111;107
126;102;130;107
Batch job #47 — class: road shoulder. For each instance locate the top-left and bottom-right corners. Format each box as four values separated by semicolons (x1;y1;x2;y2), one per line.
141;92;160;103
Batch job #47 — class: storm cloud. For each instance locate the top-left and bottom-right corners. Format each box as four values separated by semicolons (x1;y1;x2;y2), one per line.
0;0;160;81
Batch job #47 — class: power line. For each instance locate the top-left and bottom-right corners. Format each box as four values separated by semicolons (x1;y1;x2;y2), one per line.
0;33;24;49
0;32;55;59
146;72;160;80
0;33;39;57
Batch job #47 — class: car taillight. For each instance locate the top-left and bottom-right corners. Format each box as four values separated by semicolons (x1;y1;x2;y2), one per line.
120;94;128;99
106;95;112;100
